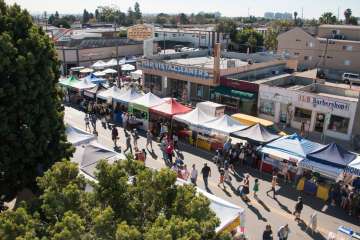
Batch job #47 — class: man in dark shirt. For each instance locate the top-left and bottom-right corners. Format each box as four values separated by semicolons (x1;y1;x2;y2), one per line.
201;163;211;188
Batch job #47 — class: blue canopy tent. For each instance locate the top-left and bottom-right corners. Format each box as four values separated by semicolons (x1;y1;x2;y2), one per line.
259;133;324;174
344;156;360;177
300;143;359;179
85;73;107;84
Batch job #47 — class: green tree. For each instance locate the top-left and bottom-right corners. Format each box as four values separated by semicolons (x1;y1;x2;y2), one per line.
264;28;278;51
216;19;237;40
134;2;142;20
179;13;189;24
0;0;72;192
82;9;90;23
55;11;59;19
344;8;352;24
0;159;228;239
155;13;169;25
349;16;358;25
319;12;337;24
234;28;264;53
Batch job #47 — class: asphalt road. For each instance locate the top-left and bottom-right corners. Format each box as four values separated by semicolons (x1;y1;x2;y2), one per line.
65;107;360;239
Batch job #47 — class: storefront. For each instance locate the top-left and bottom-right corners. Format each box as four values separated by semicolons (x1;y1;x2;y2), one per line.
258;84;359;141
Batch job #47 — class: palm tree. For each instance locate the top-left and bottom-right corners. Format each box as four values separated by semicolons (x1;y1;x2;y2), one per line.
319;12;337;24
294;11;298;25
344;8;352;24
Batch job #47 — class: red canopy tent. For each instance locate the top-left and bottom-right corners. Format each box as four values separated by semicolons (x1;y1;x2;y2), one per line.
150;98;192;118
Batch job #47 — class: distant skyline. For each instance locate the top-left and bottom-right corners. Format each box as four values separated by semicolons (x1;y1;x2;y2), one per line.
4;0;360;19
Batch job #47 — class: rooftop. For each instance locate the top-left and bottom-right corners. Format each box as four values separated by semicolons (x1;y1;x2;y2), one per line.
165;56;249;69
319;24;360;30
59;38;142;49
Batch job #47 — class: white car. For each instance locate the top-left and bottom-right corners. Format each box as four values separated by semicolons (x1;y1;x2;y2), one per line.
342;72;360;84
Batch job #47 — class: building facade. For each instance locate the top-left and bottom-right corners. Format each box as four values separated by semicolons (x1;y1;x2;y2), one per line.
258;78;360;141
277;25;360;79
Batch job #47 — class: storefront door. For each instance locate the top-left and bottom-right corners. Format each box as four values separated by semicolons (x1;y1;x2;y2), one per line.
314;113;325;132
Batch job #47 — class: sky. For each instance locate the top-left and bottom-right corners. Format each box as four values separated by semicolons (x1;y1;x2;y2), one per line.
4;0;360;19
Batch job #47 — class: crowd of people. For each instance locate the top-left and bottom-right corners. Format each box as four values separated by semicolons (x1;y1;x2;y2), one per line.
78;103;360;239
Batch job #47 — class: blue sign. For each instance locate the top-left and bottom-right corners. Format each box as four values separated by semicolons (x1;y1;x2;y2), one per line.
139;60;211;79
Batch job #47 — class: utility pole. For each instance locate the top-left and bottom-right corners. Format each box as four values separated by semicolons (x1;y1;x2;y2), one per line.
301;7;304;19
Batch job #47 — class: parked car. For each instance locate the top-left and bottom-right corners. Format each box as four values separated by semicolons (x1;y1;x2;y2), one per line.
342;72;360;84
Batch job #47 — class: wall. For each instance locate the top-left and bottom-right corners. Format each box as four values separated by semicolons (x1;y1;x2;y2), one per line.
226;64;286;80
258;84;358;140
318;26;360;41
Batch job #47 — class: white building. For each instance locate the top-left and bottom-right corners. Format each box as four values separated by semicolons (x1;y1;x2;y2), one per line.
258;75;360;141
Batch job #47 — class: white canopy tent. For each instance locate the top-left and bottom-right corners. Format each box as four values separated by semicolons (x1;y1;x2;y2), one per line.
103;68;118;74
92;60;107;69
79;68;94;73
130;92;165;108
105;58;118;67
97;86;127;101
200;114;247;135
65;124;96;146
93;71;106;77
73;78;96;90
121;64;135;71
176;178;245;233
131;69;142;80
113;88;144;104
173;107;217;131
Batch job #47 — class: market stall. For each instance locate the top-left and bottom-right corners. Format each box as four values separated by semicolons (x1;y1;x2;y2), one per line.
66;124;96;146
345;156;360;177
113;87;143;106
97;86;126;103
59;76;81;103
230;123;280;145
259;134;324;178
173;108;217;147
73;78;97;91
83;84;108;100
129;92;165;130
297;143;358;200
85;73;107;84
149;98;191;136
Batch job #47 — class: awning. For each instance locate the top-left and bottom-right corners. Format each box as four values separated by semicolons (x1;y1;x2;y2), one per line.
84;84;108;98
344;156;360;177
130;92;165;112
200;114;247;136
66;124;96;146
298;159;342;180
214;86;255;100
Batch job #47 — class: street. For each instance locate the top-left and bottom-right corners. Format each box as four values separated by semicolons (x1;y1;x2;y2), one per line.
65;106;359;239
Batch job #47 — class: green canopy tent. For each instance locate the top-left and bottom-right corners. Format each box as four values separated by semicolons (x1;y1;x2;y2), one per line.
59;76;80;88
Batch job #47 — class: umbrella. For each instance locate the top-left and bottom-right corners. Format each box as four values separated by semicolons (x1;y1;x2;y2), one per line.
106;59;118;67
80;68;94;73
103;68;118;74
93;71;106;77
121;64;135;71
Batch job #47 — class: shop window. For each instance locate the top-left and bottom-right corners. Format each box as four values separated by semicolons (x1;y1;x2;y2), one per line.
344;60;351;66
196;85;204;98
144;74;162;92
328;115;349;134
259;99;275;116
294;107;312;122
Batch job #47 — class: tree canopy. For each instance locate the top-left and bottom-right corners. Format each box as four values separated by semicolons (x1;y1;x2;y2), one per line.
232;28;264;53
319;12;338;25
0;0;72;192
0;160;230;240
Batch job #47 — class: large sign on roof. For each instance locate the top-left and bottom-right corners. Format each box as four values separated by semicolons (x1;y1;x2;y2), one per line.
127;24;154;41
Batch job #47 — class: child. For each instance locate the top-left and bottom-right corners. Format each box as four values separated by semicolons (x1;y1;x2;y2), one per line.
253;178;259;197
218;168;225;189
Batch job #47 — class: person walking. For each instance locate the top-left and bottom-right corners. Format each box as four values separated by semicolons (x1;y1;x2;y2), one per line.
218;168;226;189
266;175;278;199
277;224;290;240
263;224;273;240
294;196;303;222
190;164;198;185
253;178;259;198
84;114;90;132
181;164;190;181
132;129;139;149
172;132;179;150
146;130;153;151
307;211;318;235
240;175;250;201
201;163;211;189
111;126;119;148
165;143;174;164
124;134;132;154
